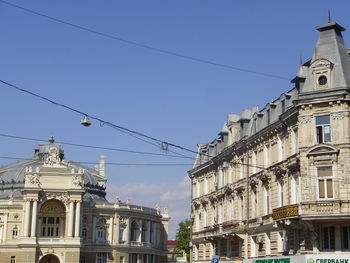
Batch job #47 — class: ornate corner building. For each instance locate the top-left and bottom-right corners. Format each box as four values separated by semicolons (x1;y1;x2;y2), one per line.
188;21;350;263
0;141;170;263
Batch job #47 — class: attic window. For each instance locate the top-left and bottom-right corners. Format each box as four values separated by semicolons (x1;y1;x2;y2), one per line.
318;75;327;86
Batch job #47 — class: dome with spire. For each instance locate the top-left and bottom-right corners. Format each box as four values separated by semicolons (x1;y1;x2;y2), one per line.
0;138;107;203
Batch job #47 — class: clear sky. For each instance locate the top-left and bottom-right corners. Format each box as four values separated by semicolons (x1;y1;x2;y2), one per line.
1;0;349;238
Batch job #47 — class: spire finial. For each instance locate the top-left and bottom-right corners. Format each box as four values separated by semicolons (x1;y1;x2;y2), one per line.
328;9;332;23
49;136;55;144
300;55;303;66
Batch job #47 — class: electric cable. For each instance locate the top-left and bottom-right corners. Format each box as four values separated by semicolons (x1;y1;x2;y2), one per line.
0;0;289;81
0;79;197;158
0;156;192;167
0;133;195;160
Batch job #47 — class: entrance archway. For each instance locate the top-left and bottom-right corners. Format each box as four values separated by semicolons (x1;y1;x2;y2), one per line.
39;254;60;263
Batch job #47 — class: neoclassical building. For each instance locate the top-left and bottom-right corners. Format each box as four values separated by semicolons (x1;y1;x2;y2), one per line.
0;139;169;263
189;21;350;263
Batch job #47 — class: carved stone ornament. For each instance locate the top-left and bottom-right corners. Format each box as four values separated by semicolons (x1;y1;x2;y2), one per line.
331;112;345;120
273;165;288;180
259;172;270;185
119;216;127;226
44;147;61;166
72;175;83;187
249;178;259;189
298;115;312;124
39;192;70;205
30;174;41;187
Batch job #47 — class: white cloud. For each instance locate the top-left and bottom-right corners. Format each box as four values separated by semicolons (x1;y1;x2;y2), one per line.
106;176;191;239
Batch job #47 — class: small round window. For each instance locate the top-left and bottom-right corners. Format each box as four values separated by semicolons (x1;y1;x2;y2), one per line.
318;75;327;85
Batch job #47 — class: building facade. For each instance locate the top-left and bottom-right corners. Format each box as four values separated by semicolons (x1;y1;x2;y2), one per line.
0;140;169;263
188;21;350;263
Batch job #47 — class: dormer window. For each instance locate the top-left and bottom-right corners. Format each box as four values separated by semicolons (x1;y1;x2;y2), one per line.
318;75;327;85
312;59;333;89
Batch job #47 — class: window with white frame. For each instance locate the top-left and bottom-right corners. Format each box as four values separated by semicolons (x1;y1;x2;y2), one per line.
290;176;300;204
97;228;106;241
12;226;18;239
321;226;335;250
278;180;285;207
252;190;258;218
10;256;16;263
264;185;270;215
265;233;271;255
277;231;287;253
250;236;258;257
317;166;333;199
42;217;60;237
316;115;331;143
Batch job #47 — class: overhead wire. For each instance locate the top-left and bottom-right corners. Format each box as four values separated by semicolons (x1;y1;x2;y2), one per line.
0;156;192;167
0;133;195;160
0;79;196;159
0;0;289;81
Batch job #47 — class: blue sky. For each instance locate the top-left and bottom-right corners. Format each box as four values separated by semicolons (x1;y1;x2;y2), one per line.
1;0;349;238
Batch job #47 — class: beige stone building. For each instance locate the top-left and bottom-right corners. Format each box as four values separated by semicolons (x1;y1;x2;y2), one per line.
0;140;169;263
188;21;350;263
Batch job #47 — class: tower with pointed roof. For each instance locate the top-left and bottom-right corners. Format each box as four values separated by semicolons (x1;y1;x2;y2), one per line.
189;20;350;263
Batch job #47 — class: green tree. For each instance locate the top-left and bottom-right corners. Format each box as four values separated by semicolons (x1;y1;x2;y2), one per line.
175;219;191;262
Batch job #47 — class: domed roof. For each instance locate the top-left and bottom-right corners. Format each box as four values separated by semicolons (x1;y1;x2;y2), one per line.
0;139;107;202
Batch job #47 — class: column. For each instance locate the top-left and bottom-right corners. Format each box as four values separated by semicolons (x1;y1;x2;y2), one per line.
92;216;97;243
108;216;114;244
146;221;151;243
115;217;120;244
125;218;130;244
23;200;31;237
138;220;142;243
3;214;8;242
68;201;74;237
74;202;81;238
30;200;38;237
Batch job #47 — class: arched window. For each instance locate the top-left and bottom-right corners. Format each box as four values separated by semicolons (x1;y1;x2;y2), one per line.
40;199;66;238
130;221;138;242
141;221;148;242
12;226;18;238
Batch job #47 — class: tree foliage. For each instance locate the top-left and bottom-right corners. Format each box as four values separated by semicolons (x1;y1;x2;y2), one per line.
175;219;191;262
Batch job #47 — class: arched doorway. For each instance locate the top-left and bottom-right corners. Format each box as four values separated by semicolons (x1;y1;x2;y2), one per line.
39;254;60;263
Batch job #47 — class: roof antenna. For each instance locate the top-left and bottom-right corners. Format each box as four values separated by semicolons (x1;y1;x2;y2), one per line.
328;9;332;23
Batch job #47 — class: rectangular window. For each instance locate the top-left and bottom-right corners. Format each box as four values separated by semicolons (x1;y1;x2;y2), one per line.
264;186;270;215
342;226;350;250
10;256;16;263
322;226;335;250
96;253;107;263
316;115;331;143
278;181;284;206
317;166;333;199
